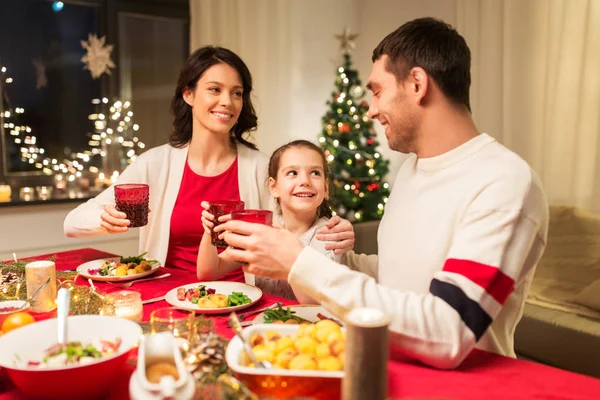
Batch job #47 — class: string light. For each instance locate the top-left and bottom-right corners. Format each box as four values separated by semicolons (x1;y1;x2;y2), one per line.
1;63;144;183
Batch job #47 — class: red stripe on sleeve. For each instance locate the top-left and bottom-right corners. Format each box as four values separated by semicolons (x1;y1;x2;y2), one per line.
443;258;514;305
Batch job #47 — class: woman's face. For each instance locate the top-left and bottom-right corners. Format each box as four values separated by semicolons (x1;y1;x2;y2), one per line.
183;63;244;137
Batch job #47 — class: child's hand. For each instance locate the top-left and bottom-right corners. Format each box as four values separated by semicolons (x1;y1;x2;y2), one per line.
200;201;215;234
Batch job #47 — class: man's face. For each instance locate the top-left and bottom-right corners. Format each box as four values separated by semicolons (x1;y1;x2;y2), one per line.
367;55;418;153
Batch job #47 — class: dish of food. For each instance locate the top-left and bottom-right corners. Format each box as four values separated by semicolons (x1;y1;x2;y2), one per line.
19;338;122;369
165;281;262;314
77;253;160;282
226;323;345;377
252;303;342;326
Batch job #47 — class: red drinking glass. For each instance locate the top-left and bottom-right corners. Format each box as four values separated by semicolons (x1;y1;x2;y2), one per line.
209;200;245;247
114;184;149;228
230;209;273;225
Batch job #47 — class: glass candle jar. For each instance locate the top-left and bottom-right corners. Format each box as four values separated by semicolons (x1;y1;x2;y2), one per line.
106;290;143;322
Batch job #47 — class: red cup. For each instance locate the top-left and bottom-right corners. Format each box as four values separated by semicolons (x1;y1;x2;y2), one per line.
230;209;273;225
114;184;149;228
209;200;245;247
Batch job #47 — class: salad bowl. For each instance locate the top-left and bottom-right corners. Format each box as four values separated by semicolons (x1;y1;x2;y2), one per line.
0;315;142;399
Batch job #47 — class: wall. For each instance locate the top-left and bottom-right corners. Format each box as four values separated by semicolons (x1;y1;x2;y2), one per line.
0;202;138;260
354;0;458;180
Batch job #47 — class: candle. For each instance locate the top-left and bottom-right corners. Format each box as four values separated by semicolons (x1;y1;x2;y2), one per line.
55;175;67;191
35;186;53;201
19;187;34;201
25;261;57;313
342;308;390;400
0;185;11;202
106;290;143;322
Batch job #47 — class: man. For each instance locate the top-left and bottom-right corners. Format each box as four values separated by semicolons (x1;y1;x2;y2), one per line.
217;18;549;369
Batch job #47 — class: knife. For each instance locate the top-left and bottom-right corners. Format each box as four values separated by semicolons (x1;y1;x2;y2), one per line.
142;296;165;305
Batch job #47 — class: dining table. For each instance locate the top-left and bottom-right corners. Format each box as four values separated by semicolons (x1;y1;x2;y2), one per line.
1;247;600;400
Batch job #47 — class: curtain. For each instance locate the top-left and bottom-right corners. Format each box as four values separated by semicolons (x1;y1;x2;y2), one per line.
457;0;600;212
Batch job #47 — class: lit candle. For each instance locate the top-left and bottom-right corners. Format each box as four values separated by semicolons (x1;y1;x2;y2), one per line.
19;187;34;201
25;261;57;313
35;186;53;201
106;290;143;322
0;185;11;202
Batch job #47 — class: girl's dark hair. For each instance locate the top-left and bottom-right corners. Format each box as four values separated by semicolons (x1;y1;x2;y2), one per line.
169;46;258;149
268;140;333;219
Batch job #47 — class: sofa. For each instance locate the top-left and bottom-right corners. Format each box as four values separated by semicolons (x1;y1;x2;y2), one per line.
352;206;600;378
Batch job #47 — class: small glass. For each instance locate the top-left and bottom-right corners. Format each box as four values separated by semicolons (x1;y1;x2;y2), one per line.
230;209;273;226
150;307;212;363
19;187;34;202
105;290;143;322
114;183;149;227
209;200;245;247
25;261;57;313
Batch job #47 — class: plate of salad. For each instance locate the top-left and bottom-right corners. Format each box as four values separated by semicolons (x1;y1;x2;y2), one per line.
165;281;262;314
76;252;161;282
252;303;342;325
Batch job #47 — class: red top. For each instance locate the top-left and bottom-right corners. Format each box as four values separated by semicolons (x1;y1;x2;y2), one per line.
165;157;244;282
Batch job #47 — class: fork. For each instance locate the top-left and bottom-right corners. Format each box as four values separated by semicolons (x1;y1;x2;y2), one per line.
108;273;171;288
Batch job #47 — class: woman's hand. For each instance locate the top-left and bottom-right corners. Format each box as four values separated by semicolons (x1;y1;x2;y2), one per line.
100;204;130;234
316;215;355;254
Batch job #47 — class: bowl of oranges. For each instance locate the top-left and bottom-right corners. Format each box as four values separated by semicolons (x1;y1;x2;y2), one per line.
0;300;32;332
226;319;345;399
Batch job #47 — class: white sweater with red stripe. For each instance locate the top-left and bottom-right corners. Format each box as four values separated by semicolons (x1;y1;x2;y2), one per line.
288;133;549;369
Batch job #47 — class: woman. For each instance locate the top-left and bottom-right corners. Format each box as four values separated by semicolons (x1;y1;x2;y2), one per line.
64;46;354;282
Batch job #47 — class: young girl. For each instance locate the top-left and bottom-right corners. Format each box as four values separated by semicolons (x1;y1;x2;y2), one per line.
197;139;341;303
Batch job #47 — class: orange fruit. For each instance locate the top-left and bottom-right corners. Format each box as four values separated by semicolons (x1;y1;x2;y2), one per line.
1;312;35;334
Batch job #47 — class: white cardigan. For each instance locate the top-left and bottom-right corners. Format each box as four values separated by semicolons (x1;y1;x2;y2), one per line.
64;143;273;267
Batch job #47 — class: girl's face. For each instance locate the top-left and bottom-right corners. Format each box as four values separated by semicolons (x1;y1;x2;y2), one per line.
269;147;329;217
183;63;244;137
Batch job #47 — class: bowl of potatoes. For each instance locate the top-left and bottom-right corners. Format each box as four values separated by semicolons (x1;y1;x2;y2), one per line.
226;320;344;399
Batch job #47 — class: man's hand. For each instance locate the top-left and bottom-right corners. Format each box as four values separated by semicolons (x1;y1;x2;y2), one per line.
316;215;355;254
100;204;130;234
216;220;304;280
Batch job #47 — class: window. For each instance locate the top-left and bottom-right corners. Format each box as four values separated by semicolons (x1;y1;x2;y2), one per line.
0;0;189;203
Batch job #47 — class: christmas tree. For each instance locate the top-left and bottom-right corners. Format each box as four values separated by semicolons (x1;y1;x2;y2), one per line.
318;28;390;222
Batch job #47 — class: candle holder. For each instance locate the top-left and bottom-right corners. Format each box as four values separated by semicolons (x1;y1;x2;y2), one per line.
25;261;57;313
35;186;53;201
0;184;11;203
105;290;143;322
19;187;34;202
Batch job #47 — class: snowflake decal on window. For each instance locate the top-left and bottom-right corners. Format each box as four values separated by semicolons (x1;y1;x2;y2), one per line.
80;34;116;79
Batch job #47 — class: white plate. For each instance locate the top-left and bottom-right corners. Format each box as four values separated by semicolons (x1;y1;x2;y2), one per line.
252;305;339;325
165;281;262;314
76;258;161;282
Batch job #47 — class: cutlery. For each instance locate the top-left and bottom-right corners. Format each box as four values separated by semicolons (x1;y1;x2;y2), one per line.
229;312;272;369
236;302;279;321
19;277;51;310
108;273;171;288
142;296;166;305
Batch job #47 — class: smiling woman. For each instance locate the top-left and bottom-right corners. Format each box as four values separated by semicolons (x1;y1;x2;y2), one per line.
63;46;273;282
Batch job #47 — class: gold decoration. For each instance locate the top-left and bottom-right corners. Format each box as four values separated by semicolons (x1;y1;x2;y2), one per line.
335;27;358;54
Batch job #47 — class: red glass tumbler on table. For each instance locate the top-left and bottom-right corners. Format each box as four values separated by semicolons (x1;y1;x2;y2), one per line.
114;183;150;228
209;200;245;247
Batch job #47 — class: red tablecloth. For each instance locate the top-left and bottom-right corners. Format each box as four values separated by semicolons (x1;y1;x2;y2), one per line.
2;248;600;400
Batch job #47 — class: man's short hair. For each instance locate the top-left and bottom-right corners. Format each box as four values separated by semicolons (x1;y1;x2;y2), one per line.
372;17;472;111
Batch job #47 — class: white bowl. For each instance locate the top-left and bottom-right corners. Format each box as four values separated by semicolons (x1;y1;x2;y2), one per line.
0;315;142;399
